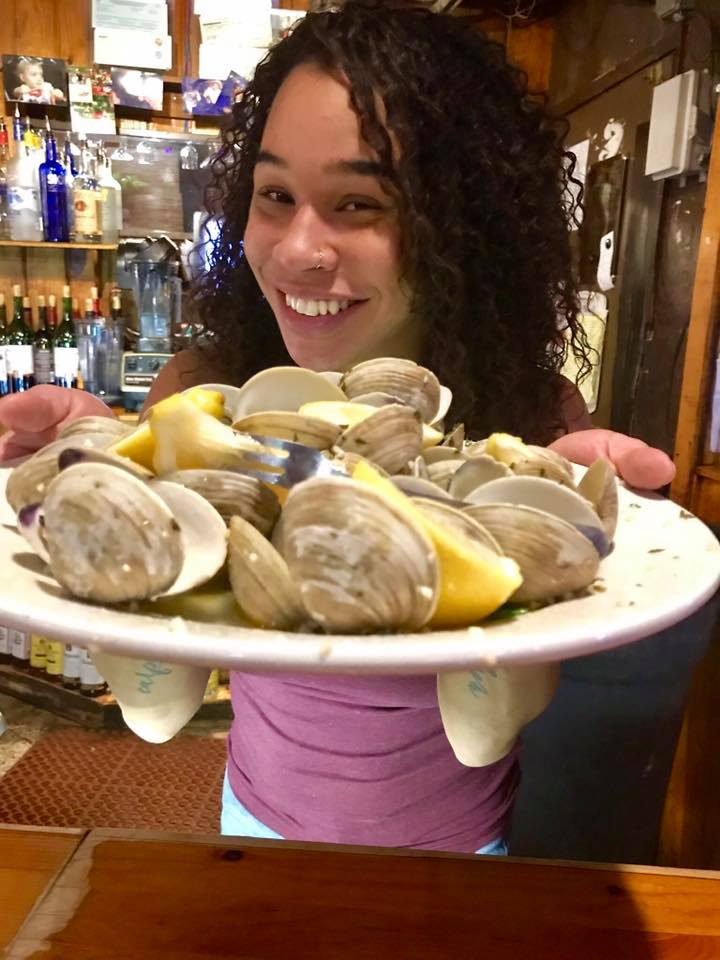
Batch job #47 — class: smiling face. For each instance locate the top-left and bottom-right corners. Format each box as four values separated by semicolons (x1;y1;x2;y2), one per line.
243;64;417;372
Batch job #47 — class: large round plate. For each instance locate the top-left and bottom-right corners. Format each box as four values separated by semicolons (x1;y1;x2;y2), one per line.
0;465;717;673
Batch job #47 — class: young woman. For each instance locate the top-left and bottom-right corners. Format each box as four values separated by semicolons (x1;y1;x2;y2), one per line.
0;0;673;853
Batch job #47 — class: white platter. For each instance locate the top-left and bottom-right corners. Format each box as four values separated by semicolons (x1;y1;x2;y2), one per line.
0;465;717;673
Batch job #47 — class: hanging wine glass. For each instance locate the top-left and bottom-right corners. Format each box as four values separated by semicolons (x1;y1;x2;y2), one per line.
180;142;199;170
111;136;133;161
136;138;159;165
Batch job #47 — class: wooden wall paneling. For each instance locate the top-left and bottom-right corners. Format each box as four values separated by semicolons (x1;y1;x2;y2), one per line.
670;106;720;508
506;18;555;93
659;609;720;869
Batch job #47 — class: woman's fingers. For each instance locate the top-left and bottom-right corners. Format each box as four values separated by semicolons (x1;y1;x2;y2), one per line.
549;428;675;491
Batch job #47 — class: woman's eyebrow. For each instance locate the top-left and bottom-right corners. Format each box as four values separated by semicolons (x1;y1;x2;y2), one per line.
256;149;383;178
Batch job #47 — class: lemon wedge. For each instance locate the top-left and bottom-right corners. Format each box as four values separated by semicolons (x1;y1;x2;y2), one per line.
109;388;226;472
484;432;530;467
147;393;265;474
352;460;522;627
300;400;443;449
139;586;249;626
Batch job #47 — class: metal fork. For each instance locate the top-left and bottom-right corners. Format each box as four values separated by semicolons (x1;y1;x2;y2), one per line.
233;435;348;490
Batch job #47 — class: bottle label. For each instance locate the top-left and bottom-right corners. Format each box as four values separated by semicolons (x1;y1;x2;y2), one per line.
74;189;98;234
10;629;30;660
53;346;79;387
45;641;64;676
0;349;8;391
0;625;8;656
33;346;53;385
80;648;104;686
5;344;33;377
63;644;81;680
30;635;47;670
8;185;39;214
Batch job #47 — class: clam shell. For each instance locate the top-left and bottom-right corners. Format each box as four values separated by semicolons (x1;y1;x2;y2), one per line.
17;503;49;563
426;458;467;491
57;446;154;481
58;416;133;440
433;385;453;426
463;440;488;459
464;475;610;557
228;515;307;629
448;456;511;500
406;455;430;479
6;432;122;512
341;358;442;424
161;469;280;535
229;367;347;420
282;477;439;632
577;458;619;541
189;383;244;422
443;423;465;451
232;411;341;450
42;463;184;603
423;445;467;466
338;404;423;474
510;446;577;488
391;475;453;500
149;480;228;597
463;503;600;602
350;391;403;408
413;499;502;554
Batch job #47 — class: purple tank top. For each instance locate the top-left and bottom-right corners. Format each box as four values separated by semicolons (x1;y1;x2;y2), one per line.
226;671;519;853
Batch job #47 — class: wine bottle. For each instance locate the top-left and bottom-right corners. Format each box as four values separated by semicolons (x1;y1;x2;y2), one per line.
33;294;54;385
6;285;34;392
53;285;79;389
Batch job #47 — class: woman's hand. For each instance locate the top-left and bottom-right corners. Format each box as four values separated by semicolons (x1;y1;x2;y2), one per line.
549;429;675;491
0;386;115;461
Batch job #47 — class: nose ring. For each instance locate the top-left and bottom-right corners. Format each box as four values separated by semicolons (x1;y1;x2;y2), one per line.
313;250;324;270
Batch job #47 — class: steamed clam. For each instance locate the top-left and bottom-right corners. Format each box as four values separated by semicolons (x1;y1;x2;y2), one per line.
6;356;619;637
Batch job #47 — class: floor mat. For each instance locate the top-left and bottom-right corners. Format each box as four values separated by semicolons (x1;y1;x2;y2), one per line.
0;727;226;833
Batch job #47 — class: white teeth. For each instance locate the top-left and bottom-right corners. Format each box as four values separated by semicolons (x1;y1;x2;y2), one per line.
285;293;354;317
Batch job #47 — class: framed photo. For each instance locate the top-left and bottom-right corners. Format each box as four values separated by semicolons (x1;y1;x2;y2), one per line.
181;78;225;116
68;64;116;134
270;9;305;43
2;54;68;105
110;67;164;111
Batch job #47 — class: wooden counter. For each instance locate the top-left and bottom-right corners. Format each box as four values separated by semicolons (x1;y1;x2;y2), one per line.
2;826;720;959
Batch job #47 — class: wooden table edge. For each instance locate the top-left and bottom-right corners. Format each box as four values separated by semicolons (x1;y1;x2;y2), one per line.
79;827;720;880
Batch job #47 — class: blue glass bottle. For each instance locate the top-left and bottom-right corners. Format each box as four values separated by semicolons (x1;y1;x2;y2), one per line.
39;121;69;243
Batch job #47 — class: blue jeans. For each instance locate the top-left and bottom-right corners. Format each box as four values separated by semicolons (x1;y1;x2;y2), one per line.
220;772;508;855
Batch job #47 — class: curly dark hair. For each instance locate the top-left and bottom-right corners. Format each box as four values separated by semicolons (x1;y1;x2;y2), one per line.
193;0;590;444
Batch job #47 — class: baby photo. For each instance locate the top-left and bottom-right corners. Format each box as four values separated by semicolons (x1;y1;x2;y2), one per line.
2;54;67;105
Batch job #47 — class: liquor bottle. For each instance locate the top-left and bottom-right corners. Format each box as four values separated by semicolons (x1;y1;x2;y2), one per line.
6;285;34;392
91;285;101;319
9;628;30;670
79;648;106;697
12;105;22;143
44;640;64;683
0;293;8;397
33;294;54;385
63;133;78;240
72;142;102;243
53;285;79;388
0;116;10;240
7;143;43;241
96;149;121;242
39;119;69;243
29;635;48;676
62;644;81;689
